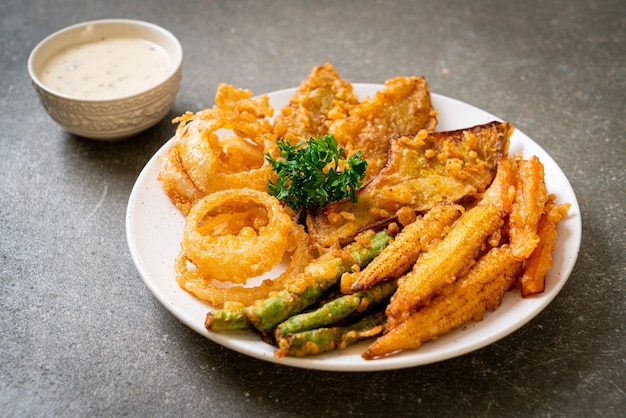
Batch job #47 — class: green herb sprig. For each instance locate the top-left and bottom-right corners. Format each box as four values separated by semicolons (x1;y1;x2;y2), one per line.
265;135;368;212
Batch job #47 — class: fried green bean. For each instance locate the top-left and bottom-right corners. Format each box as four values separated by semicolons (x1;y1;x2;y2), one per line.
275;311;386;358
274;280;396;339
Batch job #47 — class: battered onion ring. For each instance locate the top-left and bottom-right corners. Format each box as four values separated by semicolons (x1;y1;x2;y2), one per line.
158;84;278;214
176;118;277;196
176;119;222;195
210;133;278;193
182;188;293;283
176;219;313;308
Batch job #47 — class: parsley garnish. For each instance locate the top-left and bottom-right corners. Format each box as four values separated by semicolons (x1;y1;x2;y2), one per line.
265;135;368;211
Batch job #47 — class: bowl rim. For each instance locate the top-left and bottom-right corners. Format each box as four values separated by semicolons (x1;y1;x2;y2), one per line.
27;18;183;103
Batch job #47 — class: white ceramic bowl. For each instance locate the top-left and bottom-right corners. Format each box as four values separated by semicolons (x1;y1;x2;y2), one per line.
28;19;183;140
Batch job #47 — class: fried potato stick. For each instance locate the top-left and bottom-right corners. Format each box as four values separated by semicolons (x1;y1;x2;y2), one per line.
385;158;515;327
363;245;521;360
350;204;464;292
509;155;549;260
520;195;570;297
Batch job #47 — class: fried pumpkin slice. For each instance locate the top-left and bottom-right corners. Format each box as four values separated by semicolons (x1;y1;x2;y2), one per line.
306;121;513;249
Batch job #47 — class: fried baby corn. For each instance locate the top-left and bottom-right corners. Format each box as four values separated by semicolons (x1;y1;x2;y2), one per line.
363;245;521;360
385;158;515;328
385;203;504;327
350;204;464;292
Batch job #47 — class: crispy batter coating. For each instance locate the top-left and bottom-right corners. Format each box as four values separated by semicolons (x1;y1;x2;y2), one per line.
480;154;516;212
385;203;504;328
177;221;313;308
520;195;570;297
158;84;277;214
349;204;464;292
363;245;521;360
272;62;359;145
307;122;513;249
329;75;437;182
272;64;436;184
385;158;515;328
509;155;549;260
167;65;572;361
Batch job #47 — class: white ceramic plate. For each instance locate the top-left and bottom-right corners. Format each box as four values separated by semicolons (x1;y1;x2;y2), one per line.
126;84;581;371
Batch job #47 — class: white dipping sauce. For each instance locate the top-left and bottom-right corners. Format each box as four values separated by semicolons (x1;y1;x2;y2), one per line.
40;37;171;100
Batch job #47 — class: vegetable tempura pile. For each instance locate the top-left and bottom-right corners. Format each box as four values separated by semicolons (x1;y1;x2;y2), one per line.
158;63;570;360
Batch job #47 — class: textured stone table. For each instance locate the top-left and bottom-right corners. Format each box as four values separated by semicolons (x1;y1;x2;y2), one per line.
1;0;624;416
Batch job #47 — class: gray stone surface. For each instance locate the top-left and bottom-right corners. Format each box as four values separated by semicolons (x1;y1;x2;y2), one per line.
1;0;624;416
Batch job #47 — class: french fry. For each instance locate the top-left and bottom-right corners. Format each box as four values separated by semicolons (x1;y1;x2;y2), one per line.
509;155;549;260
363;245;521;360
520;195;570;297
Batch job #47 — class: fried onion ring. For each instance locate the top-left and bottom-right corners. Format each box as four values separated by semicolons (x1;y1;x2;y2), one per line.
158;84;278;214
182;188;294;284
176;210;313;307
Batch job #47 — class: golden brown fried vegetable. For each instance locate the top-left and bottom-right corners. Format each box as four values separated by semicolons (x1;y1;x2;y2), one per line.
273;64;436;184
272;62;359;145
348;204;464;293
479;154;517;213
509;155;549;260
362;244;522;360
181;188;293;283
177;223;312;308
520;195;570;297
307;122;513;249
158;84;277;214
386;204;504;328
175;189;313;307
329;75;438;182
385;157;515;328
166;65;572;362
245;230;394;334
275;311;386;358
